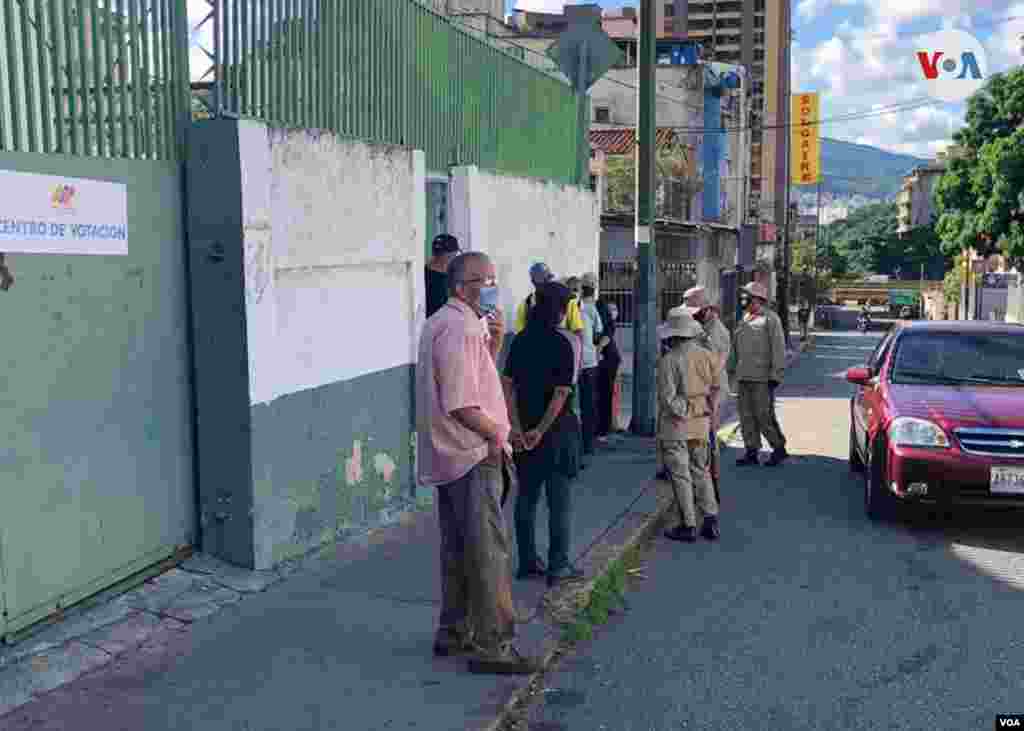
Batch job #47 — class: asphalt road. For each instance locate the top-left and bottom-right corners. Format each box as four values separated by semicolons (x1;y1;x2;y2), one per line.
525;332;1024;731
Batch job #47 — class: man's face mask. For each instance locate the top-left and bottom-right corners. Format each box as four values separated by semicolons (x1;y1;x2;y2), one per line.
478;284;500;315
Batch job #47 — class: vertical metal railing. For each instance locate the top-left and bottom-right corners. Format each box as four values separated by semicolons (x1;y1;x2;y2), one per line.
191;0;579;182
0;0;188;159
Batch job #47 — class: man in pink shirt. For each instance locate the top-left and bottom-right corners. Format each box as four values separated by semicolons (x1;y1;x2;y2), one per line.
417;251;538;675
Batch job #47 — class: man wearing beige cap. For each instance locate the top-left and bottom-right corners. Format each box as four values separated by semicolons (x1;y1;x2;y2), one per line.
729;281;788;467
683;285;731;494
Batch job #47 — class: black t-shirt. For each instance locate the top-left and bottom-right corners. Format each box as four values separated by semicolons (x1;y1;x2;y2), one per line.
425;267;448;318
596;300;621;365
505;325;577;433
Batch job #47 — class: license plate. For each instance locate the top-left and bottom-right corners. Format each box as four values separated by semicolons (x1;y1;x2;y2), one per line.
991;466;1024;495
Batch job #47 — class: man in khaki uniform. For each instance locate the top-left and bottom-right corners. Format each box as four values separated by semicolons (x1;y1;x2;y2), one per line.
656;309;722;543
730;281;788;467
683;286;731;496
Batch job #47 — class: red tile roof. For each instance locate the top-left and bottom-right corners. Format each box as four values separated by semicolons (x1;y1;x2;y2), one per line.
589;128;686;155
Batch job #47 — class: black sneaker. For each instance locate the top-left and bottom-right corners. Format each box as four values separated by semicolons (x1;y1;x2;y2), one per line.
764;448;789;467
664;525;697;542
467;643;540;675
433;628;472;657
701;516;721;541
547;565;585;587
516;558;547;581
735;452;760;467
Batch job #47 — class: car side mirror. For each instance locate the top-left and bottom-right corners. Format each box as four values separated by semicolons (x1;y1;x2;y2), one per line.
846;366;871;385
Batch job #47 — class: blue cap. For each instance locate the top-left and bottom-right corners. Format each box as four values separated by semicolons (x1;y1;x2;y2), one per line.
529;262;554;284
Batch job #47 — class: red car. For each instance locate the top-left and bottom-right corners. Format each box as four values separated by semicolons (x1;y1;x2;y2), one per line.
846;320;1024;520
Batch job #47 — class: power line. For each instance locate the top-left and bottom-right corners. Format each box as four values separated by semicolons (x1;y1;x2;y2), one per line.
594;97;938;134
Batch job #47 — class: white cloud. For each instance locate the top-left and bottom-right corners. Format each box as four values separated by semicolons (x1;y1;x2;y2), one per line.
791;18;967;158
869;0;977;26
796;0;858;22
983;5;1024;73
513;0;570;11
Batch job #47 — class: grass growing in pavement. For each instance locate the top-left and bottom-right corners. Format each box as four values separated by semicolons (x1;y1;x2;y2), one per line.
561;545;642;643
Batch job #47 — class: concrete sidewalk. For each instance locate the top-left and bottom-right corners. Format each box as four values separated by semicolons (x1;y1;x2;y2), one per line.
1;338;813;731
1;435;663;731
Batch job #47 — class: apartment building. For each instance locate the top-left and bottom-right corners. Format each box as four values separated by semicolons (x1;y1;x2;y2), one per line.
896;147;960;237
676;0;791;233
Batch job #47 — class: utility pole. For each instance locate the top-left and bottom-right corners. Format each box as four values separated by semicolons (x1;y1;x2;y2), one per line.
778;100;792;348
630;0;657;436
814;179;822;304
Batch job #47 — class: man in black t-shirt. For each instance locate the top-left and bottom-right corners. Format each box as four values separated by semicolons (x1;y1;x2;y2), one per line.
503;282;584;588
425;234;461;318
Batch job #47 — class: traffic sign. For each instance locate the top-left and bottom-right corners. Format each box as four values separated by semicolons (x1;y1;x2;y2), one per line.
546;16;623;92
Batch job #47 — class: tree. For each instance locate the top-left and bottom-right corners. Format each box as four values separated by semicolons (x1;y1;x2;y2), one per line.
934;68;1024;268
604;143;703;218
822;202;949;278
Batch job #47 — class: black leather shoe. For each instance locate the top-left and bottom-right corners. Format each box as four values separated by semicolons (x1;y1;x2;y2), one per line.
764;448;789;467
701;516;721;541
664;525;697;542
547;566;585;587
735;452;760;467
516;558;547;580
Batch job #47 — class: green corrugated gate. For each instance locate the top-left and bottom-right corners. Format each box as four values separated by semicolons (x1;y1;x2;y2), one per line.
0;0;194;640
0;152;195;640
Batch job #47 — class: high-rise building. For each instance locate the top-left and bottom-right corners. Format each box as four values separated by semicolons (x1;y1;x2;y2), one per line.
675;0;791;231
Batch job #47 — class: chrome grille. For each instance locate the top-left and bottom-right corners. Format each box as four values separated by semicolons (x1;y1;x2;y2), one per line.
954;428;1024;458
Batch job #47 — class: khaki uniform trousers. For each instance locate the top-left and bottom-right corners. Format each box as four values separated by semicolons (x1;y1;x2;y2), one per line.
736;381;786;453
660;438;718;528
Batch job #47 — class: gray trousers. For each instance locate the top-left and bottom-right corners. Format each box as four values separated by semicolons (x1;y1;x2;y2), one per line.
436;460;516;652
737;381;786;453
661;438;718;527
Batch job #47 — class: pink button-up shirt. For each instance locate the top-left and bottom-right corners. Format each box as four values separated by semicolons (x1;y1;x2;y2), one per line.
416;298;511;487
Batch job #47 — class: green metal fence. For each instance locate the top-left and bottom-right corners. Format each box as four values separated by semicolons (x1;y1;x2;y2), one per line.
204;0;580;182
0;0;189;159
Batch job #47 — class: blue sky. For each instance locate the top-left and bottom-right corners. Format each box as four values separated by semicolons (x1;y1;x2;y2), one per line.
511;0;1024;158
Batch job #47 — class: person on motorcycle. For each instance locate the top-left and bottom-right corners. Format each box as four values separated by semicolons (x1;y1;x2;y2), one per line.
858;304;871;332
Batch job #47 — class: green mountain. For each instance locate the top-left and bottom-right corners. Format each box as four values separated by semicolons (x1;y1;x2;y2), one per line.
792;138;929;200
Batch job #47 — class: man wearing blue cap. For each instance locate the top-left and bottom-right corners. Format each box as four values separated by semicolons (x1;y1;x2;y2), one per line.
514;262;584;335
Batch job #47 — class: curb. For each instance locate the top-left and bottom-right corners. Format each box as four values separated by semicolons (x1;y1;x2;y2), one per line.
484;474;671;731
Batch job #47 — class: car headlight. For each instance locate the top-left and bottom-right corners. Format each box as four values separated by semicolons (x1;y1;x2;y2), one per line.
888;417;950;448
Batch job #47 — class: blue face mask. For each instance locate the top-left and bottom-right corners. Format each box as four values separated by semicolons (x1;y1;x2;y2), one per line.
479;285;499;314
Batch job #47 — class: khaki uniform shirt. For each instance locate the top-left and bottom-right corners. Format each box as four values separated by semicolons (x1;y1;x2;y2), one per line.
657;341;722;441
733;308;786;383
702;317;731;406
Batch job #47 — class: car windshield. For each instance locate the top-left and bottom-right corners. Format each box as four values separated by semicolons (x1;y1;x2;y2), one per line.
891;331;1024;386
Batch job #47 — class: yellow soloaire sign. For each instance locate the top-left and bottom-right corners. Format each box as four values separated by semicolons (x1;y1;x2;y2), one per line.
791;92;820;185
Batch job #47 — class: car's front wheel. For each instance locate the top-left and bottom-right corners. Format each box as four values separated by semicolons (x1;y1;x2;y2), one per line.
864;437;896;521
849;422;864;473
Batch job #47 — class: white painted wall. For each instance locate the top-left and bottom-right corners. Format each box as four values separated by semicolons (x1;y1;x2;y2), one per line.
238;122;427;406
449;165;600;325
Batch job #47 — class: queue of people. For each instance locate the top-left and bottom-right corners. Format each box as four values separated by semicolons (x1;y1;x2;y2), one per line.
417;236;790;675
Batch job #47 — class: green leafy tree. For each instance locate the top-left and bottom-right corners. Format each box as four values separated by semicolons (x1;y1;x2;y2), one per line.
823;202;948;278
934;68;1024;268
605;144;702;217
